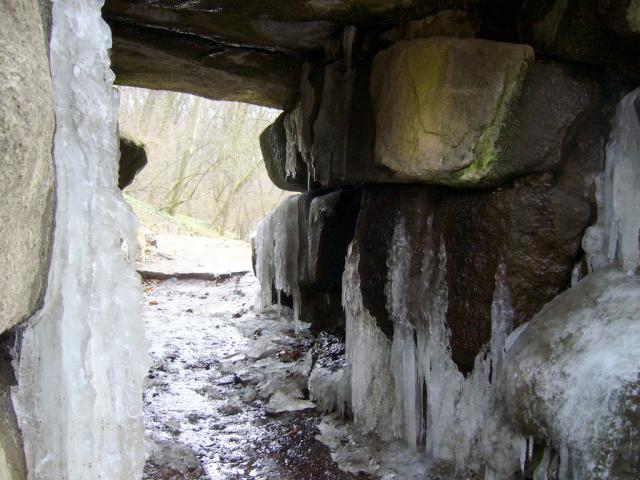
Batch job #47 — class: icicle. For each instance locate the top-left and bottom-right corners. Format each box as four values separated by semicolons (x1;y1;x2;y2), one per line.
277;290;282;319
343;242;394;440
254;196;301;326
12;1;150;478
387;218;420;448
284;112;299;179
583;87;640;274
520;438;528;473
570;263;584;286
528;436;534;461
490;262;514;383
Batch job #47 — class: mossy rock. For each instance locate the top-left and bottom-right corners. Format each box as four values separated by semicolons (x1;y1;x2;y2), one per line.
371;38;601;188
371;37;534;187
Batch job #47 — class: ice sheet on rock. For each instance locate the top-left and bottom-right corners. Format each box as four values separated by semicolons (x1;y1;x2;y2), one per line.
265;390;316;413
583;88;640;274
490;262;514;383
317;415;434;479
308;364;351;417
501;269;640;479
338;214;526;477
254;196;303;329
386;219;421;448
284;113;298;178
342;243;395;440
11;1;149;478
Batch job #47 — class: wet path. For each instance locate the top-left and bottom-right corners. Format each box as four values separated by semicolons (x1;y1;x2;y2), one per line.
141;274;366;480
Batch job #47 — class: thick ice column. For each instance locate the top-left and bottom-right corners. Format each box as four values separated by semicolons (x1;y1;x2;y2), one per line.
583;88;640;274
12;1;149;478
342;243;395;440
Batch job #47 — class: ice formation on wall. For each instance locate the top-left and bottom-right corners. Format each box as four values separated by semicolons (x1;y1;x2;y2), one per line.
583;87;640;274
337;214;524;477
254;196;302;328
342;244;394;440
12;1;149;478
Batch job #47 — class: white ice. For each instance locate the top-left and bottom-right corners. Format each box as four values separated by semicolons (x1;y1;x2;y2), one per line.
254;196;302;329
11;1;149;479
583;87;640;275
327;213;524;478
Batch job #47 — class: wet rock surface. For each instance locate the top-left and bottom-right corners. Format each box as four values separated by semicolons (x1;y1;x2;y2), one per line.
119;136;148;190
259;113;308;192
142;274;367;479
353;180;592;373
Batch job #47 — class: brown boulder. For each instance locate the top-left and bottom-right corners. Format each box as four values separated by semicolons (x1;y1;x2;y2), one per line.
353;176;592;373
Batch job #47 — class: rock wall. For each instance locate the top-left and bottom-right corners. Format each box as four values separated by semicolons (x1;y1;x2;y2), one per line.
0;0;55;335
254;8;640;479
0;2;55;477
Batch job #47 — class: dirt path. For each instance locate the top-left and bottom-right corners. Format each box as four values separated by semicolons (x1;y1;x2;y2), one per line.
141;273;367;480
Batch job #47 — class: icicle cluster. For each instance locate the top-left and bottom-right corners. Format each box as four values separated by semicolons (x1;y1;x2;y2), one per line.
339;214;525;477
254;196;302;328
583;87;640;274
12;1;149;478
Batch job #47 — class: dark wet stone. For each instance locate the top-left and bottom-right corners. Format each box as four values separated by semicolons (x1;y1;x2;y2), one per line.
118;136;148;190
259;114;308;192
492;61;601;182
353;175;593;373
354;185;433;338
437;180;591;372
310;59;382;187
519;0;640;83
106;18;301;108
307;189;361;289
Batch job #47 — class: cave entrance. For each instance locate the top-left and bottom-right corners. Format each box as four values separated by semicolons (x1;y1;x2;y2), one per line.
118;87;350;479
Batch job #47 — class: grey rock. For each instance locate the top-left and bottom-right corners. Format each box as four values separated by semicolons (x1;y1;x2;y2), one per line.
0;0;55;334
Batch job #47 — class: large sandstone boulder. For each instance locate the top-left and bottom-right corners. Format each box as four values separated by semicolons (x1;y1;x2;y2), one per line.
370;38;599;187
0;0;55;334
371;38;533;186
500;269;640;478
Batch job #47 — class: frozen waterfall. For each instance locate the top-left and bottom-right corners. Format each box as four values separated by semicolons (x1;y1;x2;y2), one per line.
12;1;149;478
